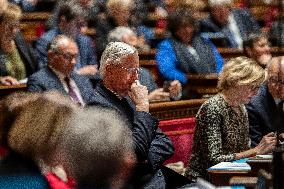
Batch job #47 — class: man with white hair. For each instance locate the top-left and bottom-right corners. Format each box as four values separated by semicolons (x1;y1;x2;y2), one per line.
108;26;182;102
27;35;95;106
246;57;284;147
199;0;260;49
89;41;174;188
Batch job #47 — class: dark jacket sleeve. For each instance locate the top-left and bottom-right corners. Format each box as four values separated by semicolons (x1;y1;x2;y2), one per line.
133;112;174;170
132;111;159;162
148;128;174;170
27;75;45;92
246;103;263;147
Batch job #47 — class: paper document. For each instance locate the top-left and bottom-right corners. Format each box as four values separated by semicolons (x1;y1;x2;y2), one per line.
208;162;251;171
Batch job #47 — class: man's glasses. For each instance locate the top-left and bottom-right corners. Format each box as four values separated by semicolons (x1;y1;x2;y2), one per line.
120;66;141;74
56;52;77;62
269;77;284;85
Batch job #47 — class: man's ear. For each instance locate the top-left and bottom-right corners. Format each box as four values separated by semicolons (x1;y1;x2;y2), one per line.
245;47;253;57
58;16;67;28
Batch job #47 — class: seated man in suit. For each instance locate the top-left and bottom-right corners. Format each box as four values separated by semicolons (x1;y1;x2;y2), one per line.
199;0;259;49
246;57;284;147
35;1;98;76
89;41;174;189
27;35;95;106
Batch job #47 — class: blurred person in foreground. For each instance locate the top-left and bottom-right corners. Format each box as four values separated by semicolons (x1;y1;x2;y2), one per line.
90;41;174;188
243;33;272;69
0;91;134;189
246;57;284;147
0;3;38;86
108;26;182;102
185;56;276;180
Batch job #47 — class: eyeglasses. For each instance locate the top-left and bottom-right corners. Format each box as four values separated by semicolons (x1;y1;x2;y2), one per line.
269;78;284;85
120;66;141;74
56;52;77;62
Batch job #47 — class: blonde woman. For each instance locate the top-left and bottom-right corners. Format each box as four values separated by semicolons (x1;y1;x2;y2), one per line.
185;56;277;179
0;3;37;86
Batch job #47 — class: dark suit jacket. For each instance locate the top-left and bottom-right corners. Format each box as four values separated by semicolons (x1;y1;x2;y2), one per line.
199;8;260;47
0;32;38;77
89;82;174;189
246;84;284;147
27;67;95;104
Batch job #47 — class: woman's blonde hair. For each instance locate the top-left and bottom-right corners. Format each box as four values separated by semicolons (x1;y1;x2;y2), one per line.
218;56;266;91
0;3;22;23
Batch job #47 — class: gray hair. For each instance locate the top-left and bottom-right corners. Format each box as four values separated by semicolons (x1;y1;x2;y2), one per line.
208;0;233;7
106;0;134;11
49;35;75;53
107;26;136;43
99;42;137;78
57;0;86;21
59;106;133;187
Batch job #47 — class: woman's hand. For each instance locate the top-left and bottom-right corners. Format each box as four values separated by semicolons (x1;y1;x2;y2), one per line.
169;80;182;100
148;88;170;101
0;76;19;86
76;65;98;75
254;132;277;155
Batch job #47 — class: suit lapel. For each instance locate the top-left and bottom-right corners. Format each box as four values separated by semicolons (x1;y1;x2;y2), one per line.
46;68;68;95
232;10;245;39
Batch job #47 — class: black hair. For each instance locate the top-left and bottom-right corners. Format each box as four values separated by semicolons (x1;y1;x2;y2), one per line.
167;8;198;41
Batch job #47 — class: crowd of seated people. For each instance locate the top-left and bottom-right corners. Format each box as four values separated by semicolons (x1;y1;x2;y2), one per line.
0;0;284;188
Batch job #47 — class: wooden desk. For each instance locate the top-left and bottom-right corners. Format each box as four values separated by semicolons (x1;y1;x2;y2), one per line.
208;157;272;187
185;74;218;99
149;99;205;120
0;84;27;99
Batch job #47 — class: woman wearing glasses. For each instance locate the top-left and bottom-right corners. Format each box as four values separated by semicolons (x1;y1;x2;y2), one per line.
185;56;277;180
0;3;38;86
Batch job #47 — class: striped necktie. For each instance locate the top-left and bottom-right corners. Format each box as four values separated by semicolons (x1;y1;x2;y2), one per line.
64;77;81;105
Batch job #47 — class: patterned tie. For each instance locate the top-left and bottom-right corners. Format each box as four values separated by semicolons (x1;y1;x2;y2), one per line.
64;77;81;105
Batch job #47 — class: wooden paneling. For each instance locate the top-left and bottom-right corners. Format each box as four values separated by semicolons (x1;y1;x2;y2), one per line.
21;12;51;42
149;99;206;120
